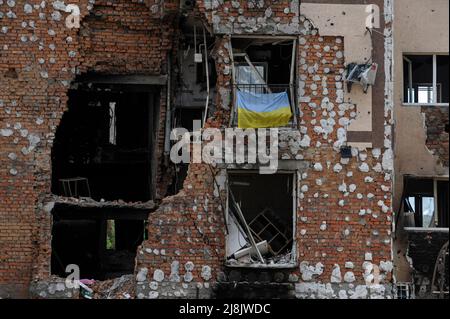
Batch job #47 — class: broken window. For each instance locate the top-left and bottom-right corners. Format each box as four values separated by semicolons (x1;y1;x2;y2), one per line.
226;172;296;267
50;201;150;280
236;62;268;93
52;78;160;202
403;54;449;105
229;37;298;127
106;220;116;250
169;108;205;194
173;108;205;133
175;21;216;124
403;177;449;229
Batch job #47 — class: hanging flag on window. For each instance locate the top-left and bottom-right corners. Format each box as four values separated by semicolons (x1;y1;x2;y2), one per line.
237;91;292;128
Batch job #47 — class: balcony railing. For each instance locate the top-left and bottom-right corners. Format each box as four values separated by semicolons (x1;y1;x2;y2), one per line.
235;84;292;95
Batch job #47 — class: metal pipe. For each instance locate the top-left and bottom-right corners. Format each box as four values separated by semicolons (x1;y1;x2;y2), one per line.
164;54;172;155
229;190;265;263
229;37;237;127
290;39;297;127
202;27;210;128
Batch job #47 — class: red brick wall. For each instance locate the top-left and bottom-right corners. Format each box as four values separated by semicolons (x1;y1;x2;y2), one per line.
197;0;298;24
296;35;392;279
0;0;176;297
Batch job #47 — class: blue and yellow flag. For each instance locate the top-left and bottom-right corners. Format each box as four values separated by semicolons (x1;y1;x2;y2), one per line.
237;91;292;128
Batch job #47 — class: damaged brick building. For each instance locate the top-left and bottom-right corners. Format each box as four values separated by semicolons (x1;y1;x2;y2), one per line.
0;0;447;299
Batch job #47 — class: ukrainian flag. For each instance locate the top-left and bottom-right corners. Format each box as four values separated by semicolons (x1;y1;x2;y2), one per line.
237;91;292;128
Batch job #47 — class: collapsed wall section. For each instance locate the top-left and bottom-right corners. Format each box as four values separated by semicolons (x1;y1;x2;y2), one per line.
0;0;177;298
421;106;449;168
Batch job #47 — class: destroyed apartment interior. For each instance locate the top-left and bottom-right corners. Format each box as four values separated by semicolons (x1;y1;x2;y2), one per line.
0;0;448;301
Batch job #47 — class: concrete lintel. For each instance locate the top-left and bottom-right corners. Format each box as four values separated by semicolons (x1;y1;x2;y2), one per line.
221;161;309;172
76;74;168;86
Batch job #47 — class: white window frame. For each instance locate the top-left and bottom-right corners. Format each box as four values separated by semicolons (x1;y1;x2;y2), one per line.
403;54;449;107
235;62;269;94
404;175;449;232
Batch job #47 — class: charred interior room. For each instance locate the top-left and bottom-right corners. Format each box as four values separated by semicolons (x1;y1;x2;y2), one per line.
51;75;162;202
403;55;449;104
171;17;216;193
402;176;449;229
50;200;151;280
49;75;162;280
227;172;295;267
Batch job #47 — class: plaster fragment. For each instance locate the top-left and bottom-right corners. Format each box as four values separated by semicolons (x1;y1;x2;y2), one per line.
136;268;148;282
331;264;342;283
153;269;165;282
344;272;356;283
359;163;370;173
313;163;323;172
333;163;343;173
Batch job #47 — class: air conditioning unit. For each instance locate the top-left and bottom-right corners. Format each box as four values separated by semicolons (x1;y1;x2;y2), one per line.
345;62;378;93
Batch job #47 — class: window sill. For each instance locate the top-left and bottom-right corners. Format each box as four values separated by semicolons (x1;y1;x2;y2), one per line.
225;262;298;270
404;227;449;233
402;103;449;107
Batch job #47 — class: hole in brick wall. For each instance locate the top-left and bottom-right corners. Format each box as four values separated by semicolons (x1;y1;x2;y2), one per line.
167;21;217;195
4;67;18;79
51;77;161;202
226;172;295;267
50;202;149;280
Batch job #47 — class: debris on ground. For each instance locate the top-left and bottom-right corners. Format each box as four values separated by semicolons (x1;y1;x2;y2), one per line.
89;275;135;299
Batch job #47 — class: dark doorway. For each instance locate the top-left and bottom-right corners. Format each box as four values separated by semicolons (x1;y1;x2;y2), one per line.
50;202;150;280
52;81;160;202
